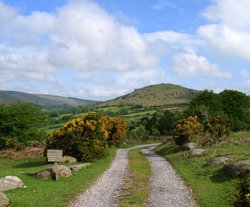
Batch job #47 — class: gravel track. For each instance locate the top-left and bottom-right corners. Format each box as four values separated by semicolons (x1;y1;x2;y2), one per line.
70;144;196;207
69;149;128;207
141;148;197;207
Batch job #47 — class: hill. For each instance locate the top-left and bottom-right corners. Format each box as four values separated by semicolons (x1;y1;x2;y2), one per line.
0;90;99;107
100;83;199;107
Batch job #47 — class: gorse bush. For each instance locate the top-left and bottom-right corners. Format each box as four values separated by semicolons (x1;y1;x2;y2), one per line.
101;116;128;147
234;176;250;207
45;112;127;161
173;116;201;145
202;116;230;146
45;112;108;161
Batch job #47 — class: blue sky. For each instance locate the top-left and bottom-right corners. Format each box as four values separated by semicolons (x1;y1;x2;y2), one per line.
0;0;250;100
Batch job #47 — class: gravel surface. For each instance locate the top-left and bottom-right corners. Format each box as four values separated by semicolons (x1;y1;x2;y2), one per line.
69;149;128;207
142;148;197;207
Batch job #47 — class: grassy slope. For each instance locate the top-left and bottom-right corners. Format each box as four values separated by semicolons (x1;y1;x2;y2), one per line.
155;131;250;207
100;83;199;107
0;149;116;207
0;90;98;106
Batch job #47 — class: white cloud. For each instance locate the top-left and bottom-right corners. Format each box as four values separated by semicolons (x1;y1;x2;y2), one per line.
171;49;231;79
203;0;250;31
144;31;193;46
198;0;250;60
0;0;158;72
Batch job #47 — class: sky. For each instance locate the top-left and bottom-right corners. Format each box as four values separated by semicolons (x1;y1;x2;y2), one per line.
0;0;250;101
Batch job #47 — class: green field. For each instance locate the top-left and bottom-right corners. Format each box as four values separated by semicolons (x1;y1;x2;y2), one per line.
0;149;116;207
155;131;250;207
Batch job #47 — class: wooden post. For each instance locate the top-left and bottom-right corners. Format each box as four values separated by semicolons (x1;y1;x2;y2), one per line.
54;162;59;181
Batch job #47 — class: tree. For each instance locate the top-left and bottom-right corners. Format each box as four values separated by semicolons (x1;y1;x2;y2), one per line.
185;90;222;122
219;90;250;131
0;102;47;148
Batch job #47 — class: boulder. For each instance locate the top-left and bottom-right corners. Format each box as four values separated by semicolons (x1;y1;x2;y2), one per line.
225;160;250;178
177;142;197;151
204;156;229;167
0;176;24;191
0;191;9;207
191;149;205;157
55;165;72;177
35;168;55;180
62;156;77;164
70;163;90;172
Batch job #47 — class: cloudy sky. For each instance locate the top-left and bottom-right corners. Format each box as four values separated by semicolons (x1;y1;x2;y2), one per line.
0;0;250;100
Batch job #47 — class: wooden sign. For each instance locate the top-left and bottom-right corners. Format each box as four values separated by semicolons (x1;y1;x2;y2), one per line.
47;149;63;162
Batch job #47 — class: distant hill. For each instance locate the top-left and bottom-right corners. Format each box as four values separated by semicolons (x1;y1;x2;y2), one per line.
100;83;199;107
0;90;99;107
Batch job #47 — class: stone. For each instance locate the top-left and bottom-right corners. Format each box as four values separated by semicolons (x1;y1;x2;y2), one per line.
35;168;55;180
35;165;72;180
55;165;72;177
204;156;229;167
0;176;24;191
225;160;250;178
0;191;9;207
177;142;197;151
191;149;205;157
70;163;90;172
62;155;77;164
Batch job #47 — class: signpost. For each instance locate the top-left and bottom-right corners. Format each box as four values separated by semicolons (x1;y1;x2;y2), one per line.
47;149;63;181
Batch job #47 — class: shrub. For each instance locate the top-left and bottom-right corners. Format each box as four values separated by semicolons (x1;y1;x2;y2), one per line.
101;116;128;147
5;138;22;150
234;176;250;207
202;116;230;146
173;116;201;145
44;112;108;162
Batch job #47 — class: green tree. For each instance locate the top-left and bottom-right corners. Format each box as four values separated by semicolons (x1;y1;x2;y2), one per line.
219;90;250;131
0;102;47;148
186;90;222;122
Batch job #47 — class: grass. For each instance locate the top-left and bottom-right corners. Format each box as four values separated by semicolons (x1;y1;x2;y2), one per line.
0;148;116;207
117;149;151;207
155;131;250;207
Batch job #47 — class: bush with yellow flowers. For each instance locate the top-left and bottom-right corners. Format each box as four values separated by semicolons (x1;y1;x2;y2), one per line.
44;112;108;162
101;116;128;147
44;112;128;162
173;115;201;145
234;176;250;207
202;116;230;146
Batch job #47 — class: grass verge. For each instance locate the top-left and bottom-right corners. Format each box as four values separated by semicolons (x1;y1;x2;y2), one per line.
117;149;151;207
155;131;250;207
0;148;116;207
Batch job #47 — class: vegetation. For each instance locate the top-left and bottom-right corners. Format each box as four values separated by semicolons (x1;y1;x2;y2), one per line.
155;131;250;207
186;89;250;131
101;116;128;146
0;90;99;108
173;116;201;145
203;117;230;146
0;148;116;207
234;176;250;207
0;102;47;149
99;83;199;107
45;112;127;161
117;149;151;206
